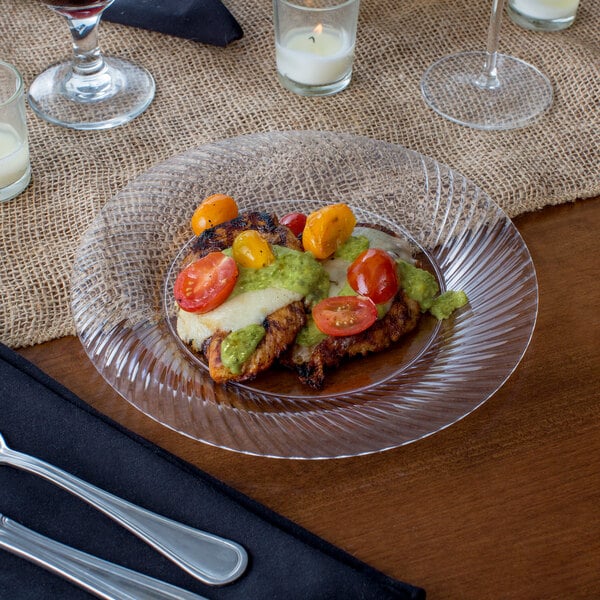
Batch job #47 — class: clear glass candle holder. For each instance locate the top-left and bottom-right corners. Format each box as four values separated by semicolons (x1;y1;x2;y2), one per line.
273;0;360;97
507;0;580;31
0;61;31;202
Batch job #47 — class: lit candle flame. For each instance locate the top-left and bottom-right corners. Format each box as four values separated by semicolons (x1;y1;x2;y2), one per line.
313;23;323;36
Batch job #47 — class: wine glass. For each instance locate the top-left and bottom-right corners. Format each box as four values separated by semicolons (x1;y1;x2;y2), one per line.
28;0;155;130
420;0;553;130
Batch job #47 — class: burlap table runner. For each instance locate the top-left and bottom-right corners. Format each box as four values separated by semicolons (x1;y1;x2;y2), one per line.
1;0;598;348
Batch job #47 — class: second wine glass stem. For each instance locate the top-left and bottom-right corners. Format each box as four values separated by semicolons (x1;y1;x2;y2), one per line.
476;0;507;90
68;13;105;76
62;9;115;100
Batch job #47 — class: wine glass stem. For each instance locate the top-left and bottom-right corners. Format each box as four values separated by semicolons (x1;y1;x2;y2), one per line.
67;12;105;76
61;9;115;100
476;0;507;90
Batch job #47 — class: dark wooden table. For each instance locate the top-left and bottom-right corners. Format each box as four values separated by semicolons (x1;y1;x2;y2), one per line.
17;197;600;599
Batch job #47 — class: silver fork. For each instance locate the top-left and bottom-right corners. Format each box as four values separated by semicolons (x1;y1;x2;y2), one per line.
0;431;247;586
0;513;208;600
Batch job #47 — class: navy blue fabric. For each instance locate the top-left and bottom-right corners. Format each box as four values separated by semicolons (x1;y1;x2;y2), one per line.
104;0;243;47
0;343;425;599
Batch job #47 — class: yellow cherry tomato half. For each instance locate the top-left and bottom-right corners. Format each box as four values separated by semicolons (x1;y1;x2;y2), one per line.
302;203;356;259
232;230;275;269
190;194;238;236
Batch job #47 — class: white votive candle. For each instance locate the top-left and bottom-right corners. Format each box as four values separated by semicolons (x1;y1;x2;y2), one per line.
0;123;29;188
276;25;354;86
510;0;579;20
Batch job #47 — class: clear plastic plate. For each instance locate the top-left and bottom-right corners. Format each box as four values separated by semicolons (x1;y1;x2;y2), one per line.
71;131;538;459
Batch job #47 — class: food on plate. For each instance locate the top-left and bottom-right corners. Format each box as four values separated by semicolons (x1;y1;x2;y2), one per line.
175;206;324;383
347;248;399;304
174;252;238;313
302;203;356;259
231;229;276;269
190;193;238;236
279;212;307;237
283;286;421;389
173;196;468;388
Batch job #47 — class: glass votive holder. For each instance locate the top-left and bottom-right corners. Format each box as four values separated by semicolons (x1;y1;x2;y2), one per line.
507;0;580;31
273;0;360;97
0;60;31;202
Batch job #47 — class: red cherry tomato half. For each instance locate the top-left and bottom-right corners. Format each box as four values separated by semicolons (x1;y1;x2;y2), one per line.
347;248;399;304
174;252;238;313
280;212;307;237
312;296;378;337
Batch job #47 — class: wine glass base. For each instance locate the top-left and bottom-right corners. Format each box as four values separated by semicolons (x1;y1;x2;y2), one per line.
28;56;155;131
421;51;553;130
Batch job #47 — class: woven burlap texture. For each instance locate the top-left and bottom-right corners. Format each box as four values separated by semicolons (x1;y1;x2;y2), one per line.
1;0;599;348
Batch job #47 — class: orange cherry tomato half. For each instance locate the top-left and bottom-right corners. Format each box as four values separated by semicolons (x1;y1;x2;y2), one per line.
312;295;377;337
280;212;307;237
302;203;356;259
347;248;399;304
232;230;275;269
174;252;238;313
190;194;238;236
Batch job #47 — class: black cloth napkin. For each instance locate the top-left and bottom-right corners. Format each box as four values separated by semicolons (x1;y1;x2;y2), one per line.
104;0;243;47
0;343;425;600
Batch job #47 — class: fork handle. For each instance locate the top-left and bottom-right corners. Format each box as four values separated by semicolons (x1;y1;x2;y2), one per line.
4;446;247;585
0;515;207;600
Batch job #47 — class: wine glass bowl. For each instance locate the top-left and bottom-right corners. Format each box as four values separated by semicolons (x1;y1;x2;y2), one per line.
421;0;553;130
28;0;155;130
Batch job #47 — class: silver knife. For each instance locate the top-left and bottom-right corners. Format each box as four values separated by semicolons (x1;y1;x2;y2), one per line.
0;513;209;600
0;431;247;585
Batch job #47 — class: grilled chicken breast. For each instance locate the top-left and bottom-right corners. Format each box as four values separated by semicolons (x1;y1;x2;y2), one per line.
186;211;302;262
283;290;421;389
177;211;306;383
177;210;427;389
205;301;305;383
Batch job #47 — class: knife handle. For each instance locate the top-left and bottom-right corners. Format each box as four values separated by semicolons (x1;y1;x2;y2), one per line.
0;514;208;600
2;443;247;585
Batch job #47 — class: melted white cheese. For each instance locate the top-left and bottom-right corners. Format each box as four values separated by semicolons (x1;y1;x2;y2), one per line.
353;226;414;263
321;257;351;296
176;288;302;350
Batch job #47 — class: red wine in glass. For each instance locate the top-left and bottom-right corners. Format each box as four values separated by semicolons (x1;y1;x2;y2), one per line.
43;0;111;18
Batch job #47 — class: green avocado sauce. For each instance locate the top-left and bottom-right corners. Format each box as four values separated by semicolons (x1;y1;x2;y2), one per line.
221;324;266;374
396;260;439;311
296;315;328;347
335;280;357;298
396;260;468;319
226;245;329;306
334;235;369;261
430;290;469;320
